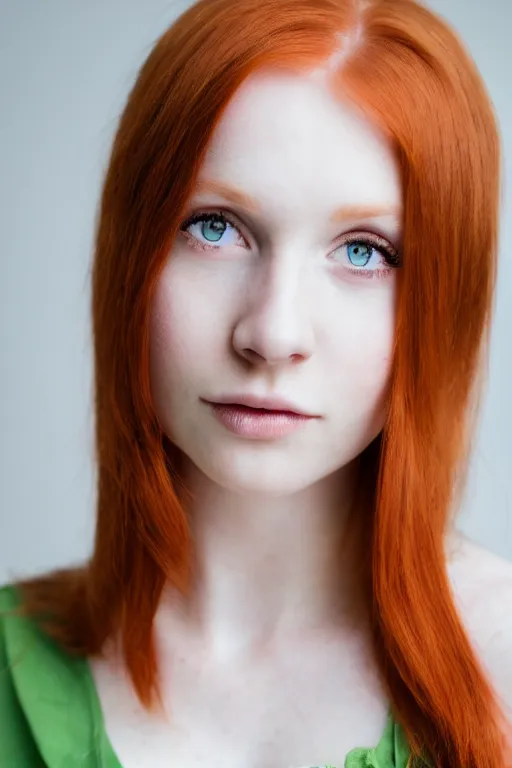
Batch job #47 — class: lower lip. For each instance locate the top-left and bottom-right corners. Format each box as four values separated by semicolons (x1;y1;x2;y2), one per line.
206;403;315;439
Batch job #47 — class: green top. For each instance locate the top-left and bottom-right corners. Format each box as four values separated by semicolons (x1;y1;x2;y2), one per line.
0;585;412;768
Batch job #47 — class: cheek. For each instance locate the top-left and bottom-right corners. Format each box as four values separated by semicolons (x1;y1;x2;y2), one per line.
326;289;395;413
347;321;394;386
150;274;198;396
149;261;232;408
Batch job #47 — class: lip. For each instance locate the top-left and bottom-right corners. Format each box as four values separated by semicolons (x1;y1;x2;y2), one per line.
203;394;318;417
204;402;316;440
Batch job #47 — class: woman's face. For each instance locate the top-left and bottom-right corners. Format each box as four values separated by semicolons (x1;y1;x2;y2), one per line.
149;70;402;495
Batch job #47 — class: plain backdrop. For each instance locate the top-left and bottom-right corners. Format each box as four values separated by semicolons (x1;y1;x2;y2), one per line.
0;0;510;585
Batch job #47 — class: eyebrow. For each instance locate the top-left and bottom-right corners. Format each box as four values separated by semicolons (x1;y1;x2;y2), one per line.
194;179;400;222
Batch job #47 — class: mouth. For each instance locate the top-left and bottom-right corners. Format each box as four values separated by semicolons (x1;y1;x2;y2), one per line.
212;403;301;417
202;394;318;418
201;398;318;440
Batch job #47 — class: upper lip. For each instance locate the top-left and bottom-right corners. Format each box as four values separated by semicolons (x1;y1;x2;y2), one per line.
204;394;318;417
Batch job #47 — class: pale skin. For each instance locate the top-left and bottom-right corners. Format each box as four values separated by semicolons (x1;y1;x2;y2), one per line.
90;70;512;768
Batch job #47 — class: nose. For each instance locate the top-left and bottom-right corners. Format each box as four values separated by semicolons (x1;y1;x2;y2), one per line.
231;255;315;368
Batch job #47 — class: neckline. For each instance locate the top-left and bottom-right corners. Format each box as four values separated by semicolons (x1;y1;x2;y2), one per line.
82;655;404;768
2;584;411;768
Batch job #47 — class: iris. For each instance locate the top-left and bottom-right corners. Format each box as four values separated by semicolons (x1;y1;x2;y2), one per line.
347;242;373;267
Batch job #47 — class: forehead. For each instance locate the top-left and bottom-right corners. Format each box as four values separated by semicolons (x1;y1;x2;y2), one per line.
198;70;402;221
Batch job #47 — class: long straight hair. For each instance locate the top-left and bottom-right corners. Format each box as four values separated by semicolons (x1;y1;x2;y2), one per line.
13;0;507;765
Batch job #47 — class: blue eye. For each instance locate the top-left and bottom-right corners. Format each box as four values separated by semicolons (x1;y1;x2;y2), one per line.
347;241;374;267
180;211;245;251
329;234;401;278
180;211;402;277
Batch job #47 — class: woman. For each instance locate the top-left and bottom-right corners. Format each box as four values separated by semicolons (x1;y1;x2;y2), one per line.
1;0;511;766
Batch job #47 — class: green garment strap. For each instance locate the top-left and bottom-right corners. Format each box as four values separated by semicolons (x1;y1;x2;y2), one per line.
0;584;413;768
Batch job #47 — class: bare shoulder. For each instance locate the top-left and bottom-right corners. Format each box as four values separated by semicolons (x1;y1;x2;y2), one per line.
446;529;512;597
445;529;512;717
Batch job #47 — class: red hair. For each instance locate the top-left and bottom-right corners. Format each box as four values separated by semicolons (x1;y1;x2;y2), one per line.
14;0;508;765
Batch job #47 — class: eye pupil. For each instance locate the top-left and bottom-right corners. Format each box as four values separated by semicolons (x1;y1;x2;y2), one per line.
348;241;373;267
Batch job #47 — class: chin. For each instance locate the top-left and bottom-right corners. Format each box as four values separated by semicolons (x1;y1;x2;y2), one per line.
181;437;353;498
207;465;315;497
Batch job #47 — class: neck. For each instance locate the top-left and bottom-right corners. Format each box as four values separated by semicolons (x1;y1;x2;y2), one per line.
156;458;368;663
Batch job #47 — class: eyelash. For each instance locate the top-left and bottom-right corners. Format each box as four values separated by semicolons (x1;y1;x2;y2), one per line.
179;209;402;278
